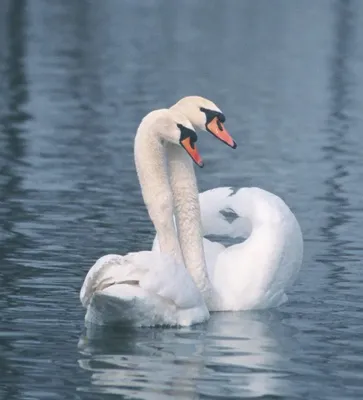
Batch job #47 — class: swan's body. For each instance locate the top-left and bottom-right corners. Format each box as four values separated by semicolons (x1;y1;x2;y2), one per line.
153;186;303;310
80;96;303;327
80;252;208;327
80;108;210;327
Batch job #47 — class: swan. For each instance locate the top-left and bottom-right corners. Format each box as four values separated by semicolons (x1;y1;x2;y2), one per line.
80;96;303;327
151;96;304;311
80;108;214;327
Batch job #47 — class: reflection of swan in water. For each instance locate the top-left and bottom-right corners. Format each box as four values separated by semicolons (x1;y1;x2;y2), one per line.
77;312;298;399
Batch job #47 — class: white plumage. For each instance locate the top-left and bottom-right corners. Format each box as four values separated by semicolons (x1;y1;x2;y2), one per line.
80;97;303;327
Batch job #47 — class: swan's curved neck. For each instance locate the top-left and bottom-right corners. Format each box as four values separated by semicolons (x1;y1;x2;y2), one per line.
134;120;182;263
165;143;213;301
134;112;213;303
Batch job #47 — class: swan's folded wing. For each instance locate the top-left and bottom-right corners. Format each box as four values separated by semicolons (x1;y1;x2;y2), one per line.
80;251;205;311
126;251;205;309
199;187;235;236
80;254;147;308
199;187;252;239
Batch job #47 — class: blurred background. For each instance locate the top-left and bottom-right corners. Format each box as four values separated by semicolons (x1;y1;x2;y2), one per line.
1;0;363;399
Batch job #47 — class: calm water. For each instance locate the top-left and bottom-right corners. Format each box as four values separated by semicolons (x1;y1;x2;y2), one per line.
1;0;363;399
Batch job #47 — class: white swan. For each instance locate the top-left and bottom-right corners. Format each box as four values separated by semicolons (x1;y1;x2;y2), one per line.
151;96;304;311
80;109;211;327
80;96;303;327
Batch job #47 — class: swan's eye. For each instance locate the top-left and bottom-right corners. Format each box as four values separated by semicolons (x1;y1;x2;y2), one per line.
200;107;225;124
201;108;236;149
177;124;203;167
177;123;198;144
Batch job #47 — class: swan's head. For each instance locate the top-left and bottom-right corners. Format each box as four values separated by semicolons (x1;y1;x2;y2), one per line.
144;109;204;168
170;96;237;149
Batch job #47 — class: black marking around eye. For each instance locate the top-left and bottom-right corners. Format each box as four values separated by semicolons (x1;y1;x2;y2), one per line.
200;107;226;123
177;123;198;147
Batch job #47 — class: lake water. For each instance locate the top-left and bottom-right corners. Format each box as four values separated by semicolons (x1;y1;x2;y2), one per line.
1;0;363;399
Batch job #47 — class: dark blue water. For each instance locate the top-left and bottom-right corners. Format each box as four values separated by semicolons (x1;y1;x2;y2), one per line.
1;0;363;399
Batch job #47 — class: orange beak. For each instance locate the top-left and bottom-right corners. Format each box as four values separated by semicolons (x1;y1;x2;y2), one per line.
206;117;237;149
180;137;204;167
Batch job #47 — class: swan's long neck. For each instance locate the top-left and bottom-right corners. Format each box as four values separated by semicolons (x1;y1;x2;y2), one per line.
134;119;182;262
165;143;213;301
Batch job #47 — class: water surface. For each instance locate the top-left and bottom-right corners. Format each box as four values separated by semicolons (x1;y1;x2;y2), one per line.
1;0;363;399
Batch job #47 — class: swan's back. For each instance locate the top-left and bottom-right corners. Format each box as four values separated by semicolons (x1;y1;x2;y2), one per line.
200;187;303;310
152;186;303;312
232;187;303;287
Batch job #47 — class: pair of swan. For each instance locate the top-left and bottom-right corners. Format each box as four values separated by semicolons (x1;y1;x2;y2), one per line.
80;96;303;327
